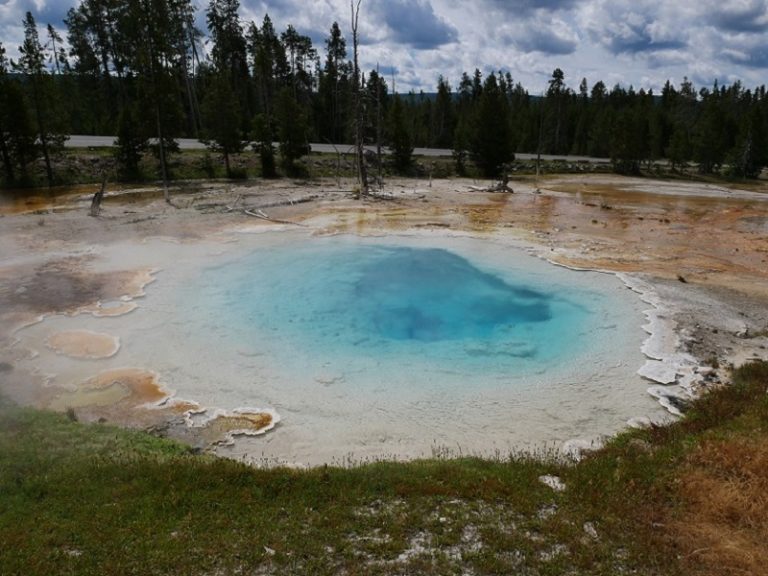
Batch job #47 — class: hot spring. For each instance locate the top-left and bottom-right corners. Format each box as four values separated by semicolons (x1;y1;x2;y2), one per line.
201;241;595;378
16;231;663;465
168;232;659;464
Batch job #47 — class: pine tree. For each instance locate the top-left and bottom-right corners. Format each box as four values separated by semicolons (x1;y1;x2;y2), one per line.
200;71;244;177
247;15;288;120
319;22;350;143
206;0;250;130
64;3;111;133
251;113;277;178
727;106;766;178
587;81;610;157
667;123;691;172
388;95;413;173
276;87;310;174
114;102;149;180
693;87;726;174
15;11;68;187
610;106;645;175
431;76;454;148
0;46;37;185
452;115;471;176
64;0;120;131
281;24;316;102
544;68;568;154
0;42;16;183
570;77;590;155
131;0;189;197
470;73;513;178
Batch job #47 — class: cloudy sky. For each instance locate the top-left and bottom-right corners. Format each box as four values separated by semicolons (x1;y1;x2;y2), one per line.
1;0;767;94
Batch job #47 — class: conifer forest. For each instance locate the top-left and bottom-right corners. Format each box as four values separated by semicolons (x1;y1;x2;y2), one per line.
1;0;766;188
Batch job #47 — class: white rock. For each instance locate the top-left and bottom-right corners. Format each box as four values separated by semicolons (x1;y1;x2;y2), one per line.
562;438;603;460
638;360;678;385
539;475;566;492
627;416;652;429
647;386;689;417
583;522;599;540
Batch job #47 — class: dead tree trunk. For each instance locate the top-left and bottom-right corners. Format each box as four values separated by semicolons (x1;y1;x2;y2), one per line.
143;0;170;203
325;139;343;188
351;0;368;197
376;62;383;190
90;175;107;217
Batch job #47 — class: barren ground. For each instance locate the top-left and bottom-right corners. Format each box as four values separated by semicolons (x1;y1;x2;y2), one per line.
1;173;767;452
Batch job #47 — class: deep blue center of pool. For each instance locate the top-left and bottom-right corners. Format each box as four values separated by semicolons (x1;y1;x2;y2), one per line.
353;248;551;341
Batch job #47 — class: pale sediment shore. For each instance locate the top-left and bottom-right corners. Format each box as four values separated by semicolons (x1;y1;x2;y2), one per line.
1;175;766;465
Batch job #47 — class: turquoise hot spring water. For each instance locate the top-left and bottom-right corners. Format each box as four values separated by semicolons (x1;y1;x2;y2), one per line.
165;232;658;464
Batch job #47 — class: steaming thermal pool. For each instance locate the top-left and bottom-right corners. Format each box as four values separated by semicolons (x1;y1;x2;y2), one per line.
171;233;661;464
16;231;665;465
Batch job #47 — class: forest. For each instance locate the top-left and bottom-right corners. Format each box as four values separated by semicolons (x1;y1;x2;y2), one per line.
0;0;767;188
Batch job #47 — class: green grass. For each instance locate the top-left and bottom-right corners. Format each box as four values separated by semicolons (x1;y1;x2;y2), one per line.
1;361;767;575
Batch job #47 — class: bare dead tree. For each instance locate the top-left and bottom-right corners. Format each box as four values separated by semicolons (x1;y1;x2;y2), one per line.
324;138;343;188
89;174;107;217
535;91;544;191
142;0;170;203
376;62;382;189
351;0;368;197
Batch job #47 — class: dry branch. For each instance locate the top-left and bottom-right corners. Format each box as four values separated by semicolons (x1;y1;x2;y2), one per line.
243;209;307;227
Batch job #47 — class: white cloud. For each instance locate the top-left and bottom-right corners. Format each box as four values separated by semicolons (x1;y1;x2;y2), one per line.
0;0;765;93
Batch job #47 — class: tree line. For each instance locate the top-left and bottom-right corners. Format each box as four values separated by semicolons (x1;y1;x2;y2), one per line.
1;0;766;189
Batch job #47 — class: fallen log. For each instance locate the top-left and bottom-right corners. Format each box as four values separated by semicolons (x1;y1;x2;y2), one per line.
243;209;307;227
247;194;319;211
467;175;514;194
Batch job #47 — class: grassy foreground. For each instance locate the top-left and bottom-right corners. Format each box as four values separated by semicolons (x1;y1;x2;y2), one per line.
1;362;766;576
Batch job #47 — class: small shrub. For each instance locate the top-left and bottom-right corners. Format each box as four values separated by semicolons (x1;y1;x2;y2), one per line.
228;167;247;180
200;152;216;178
65;407;78;422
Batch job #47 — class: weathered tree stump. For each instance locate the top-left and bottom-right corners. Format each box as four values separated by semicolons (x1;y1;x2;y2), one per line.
89;175;107;217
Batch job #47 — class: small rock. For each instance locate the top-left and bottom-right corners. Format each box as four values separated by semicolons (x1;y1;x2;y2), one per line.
583;522;599;540
539;475;566;492
537;504;558;519
64;548;83;558
562;438;603;460
538;544;568;561
264;546;276;556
